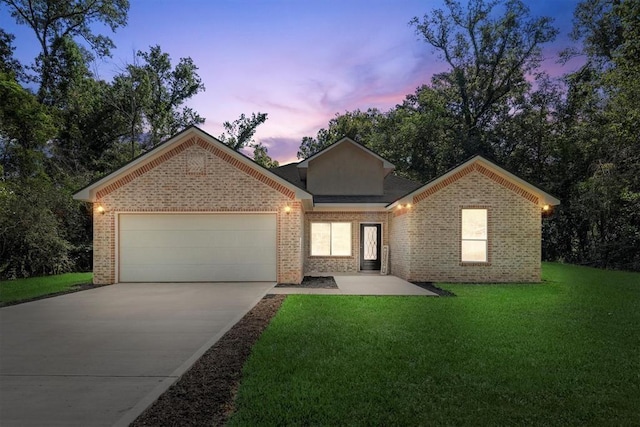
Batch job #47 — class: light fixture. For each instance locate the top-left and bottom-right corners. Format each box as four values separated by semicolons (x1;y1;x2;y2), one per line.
406;203;412;209
397;204;403;210
96;205;105;215
542;204;550;212
284;204;292;214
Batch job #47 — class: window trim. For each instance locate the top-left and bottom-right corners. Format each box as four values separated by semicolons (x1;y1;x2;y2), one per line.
310;221;352;257
460;207;490;264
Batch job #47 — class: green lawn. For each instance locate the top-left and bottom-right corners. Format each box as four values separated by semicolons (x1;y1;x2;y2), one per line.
230;263;640;426
0;272;93;305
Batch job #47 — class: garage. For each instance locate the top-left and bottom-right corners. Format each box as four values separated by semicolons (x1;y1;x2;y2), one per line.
118;213;276;282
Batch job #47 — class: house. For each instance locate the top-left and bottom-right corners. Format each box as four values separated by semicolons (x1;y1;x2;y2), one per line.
73;126;559;285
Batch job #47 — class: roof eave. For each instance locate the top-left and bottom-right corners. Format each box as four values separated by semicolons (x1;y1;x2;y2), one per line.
297;137;394;169
311;203;388;212
386;155;561;209
72;127;313;203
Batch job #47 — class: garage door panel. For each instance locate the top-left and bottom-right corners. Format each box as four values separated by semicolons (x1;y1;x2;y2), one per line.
119;214;276;282
119;229;276;249
124;246;276;266
122;264;276;282
120;214;275;231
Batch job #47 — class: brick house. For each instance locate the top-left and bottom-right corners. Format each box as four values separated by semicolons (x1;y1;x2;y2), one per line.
73;126;559;284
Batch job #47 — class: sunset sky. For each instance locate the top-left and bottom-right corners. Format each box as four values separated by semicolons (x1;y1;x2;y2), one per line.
3;0;583;165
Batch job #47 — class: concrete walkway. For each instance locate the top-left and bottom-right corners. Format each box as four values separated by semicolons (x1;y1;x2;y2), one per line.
270;274;438;296
0;282;273;427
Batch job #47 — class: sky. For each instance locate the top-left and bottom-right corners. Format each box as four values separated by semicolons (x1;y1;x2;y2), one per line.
2;0;583;165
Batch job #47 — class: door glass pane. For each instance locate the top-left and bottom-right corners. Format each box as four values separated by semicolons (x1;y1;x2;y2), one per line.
364;226;378;260
461;240;487;262
311;223;330;256
331;223;351;256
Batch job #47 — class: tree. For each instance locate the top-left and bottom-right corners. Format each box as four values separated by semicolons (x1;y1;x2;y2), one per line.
411;0;558;157
0;72;55;178
1;0;129;100
252;143;279;168
297;109;382;159
372;86;459;181
560;0;640;270
0;59;74;278
218;112;268;151
132;45;205;147
109;57;152;160
0;28;23;78
218;112;279;167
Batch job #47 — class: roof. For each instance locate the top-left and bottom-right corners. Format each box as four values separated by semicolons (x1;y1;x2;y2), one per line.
387;155;561;209
73;126;313;202
271;163;423;205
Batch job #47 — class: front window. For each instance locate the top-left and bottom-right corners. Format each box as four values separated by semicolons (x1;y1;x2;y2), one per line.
311;222;351;256
461;209;488;262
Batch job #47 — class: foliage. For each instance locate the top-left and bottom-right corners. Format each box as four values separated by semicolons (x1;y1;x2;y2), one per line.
410;0;558;157
0;28;23;78
219;112;279;168
230;263;640;425
252;143;279;168
0;272;92;304
1;0;129;100
0;3;210;278
131;45;205;148
297;109;382;159
219;112;267;151
0;177;76;278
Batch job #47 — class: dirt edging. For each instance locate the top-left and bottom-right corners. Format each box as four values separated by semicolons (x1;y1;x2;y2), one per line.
131;294;286;426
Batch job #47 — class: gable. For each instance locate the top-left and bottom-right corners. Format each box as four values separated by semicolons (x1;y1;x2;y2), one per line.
303;139;391;196
388;156;560;210
99;141;296;212
74;127;311;202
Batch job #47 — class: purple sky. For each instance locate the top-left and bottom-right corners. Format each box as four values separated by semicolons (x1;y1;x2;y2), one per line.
3;0;583;165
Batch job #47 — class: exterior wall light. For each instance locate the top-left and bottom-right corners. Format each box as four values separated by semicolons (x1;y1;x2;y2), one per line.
284;205;292;214
542;204;550;212
406;203;412;209
96;205;105;215
397;204;403;210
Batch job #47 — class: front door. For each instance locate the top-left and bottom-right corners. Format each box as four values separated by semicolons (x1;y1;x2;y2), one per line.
360;224;382;271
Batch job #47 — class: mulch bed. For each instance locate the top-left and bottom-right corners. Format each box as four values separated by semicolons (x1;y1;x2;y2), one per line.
131;294;286;427
274;275;338;289
410;282;456;296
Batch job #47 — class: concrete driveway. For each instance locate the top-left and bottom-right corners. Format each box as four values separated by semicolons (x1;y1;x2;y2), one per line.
0;282;274;426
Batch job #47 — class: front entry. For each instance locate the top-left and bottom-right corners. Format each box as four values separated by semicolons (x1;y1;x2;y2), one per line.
360;223;382;271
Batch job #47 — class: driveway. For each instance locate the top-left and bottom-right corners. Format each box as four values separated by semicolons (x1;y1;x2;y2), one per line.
0;282;274;426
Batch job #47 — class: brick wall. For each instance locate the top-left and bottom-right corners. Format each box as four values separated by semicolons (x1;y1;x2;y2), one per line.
304;211;389;273
92;135;303;284
390;169;541;283
388;209;411;279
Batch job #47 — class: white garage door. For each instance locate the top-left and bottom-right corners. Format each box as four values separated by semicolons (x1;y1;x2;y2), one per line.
119;213;276;282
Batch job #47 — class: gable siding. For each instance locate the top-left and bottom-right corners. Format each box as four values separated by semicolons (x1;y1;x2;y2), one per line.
398;170;540;283
307;142;385;195
92;137;302;284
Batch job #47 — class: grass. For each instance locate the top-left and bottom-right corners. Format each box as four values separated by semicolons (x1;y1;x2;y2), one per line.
0;272;93;305
229;263;640;426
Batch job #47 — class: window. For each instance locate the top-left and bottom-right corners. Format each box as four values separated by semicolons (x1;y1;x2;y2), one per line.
311;222;351;256
461;209;488;262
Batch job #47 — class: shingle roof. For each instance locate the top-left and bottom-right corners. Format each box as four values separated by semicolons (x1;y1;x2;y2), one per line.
270;163;423;204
